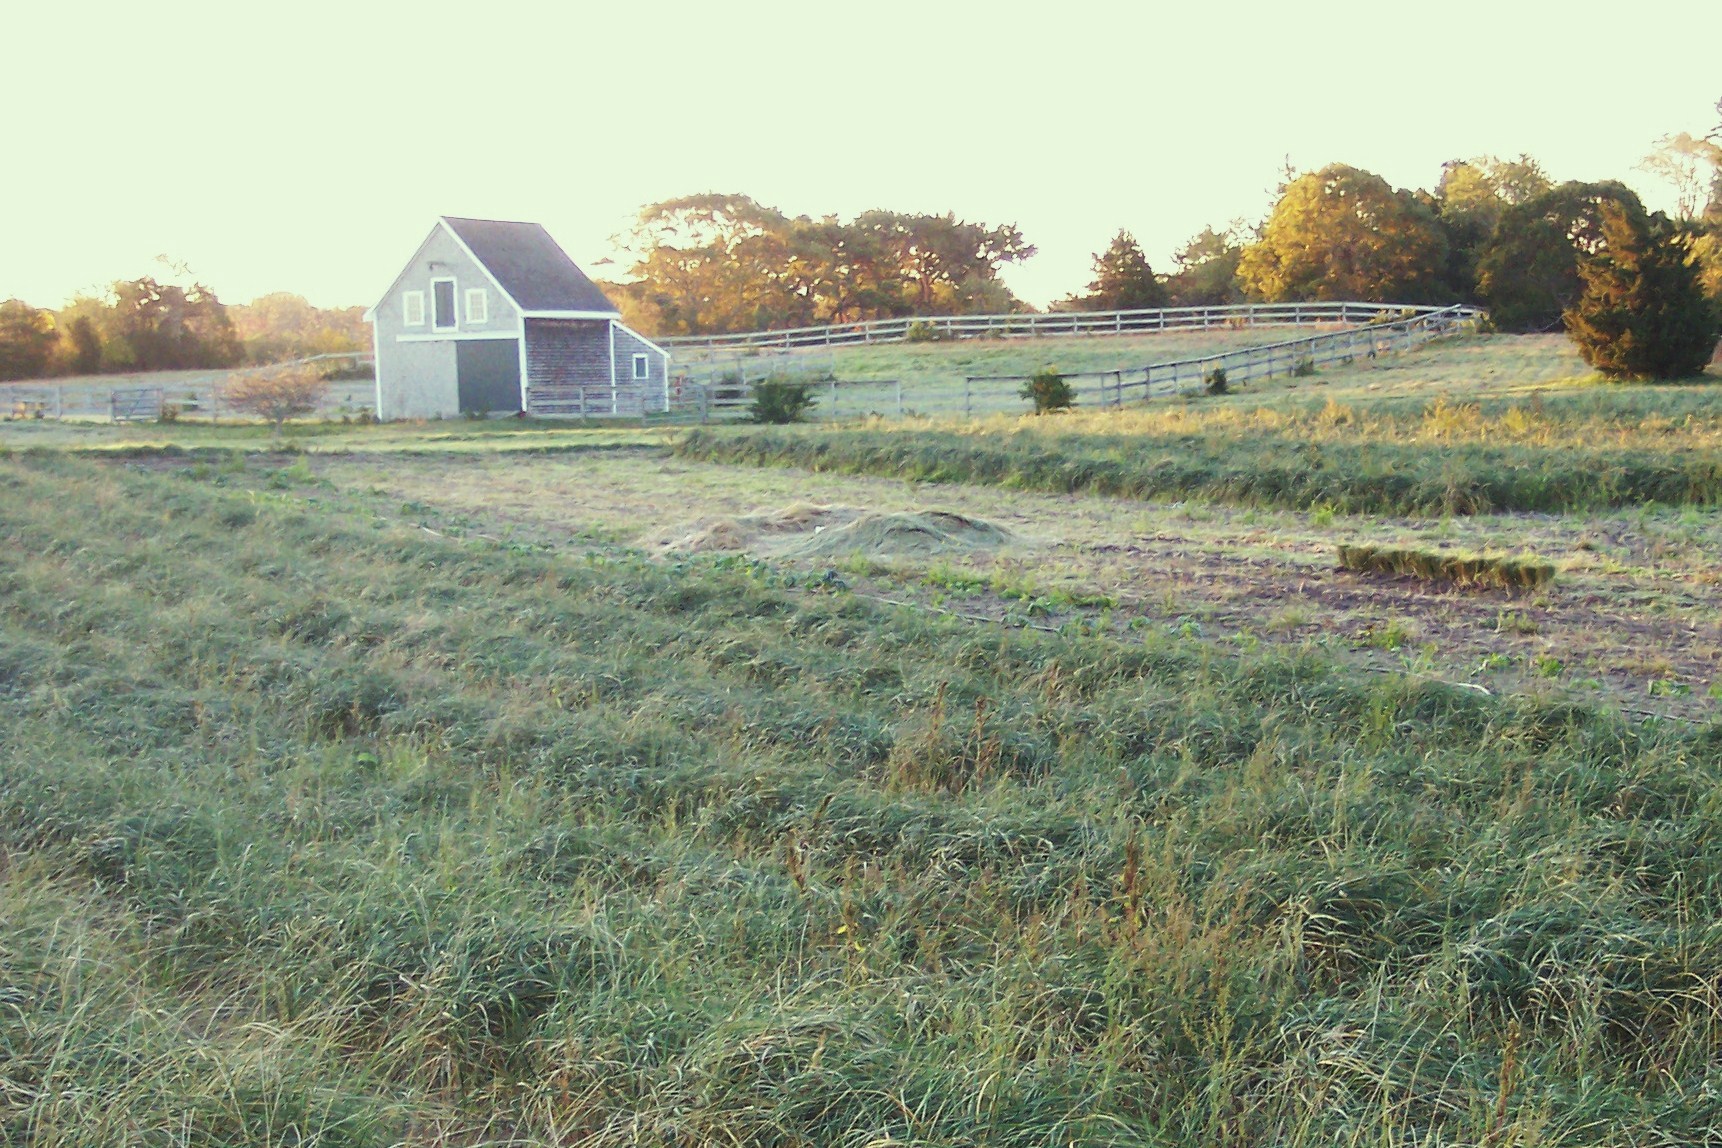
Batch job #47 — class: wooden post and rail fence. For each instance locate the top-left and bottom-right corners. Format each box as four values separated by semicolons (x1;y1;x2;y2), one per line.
2;303;1482;424
666;303;1484;422
657;300;1475;357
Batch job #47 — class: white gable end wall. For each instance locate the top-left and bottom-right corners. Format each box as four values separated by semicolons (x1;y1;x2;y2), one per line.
372;225;523;419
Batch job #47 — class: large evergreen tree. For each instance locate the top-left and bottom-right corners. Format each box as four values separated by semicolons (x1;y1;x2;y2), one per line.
1563;203;1718;379
1074;230;1167;311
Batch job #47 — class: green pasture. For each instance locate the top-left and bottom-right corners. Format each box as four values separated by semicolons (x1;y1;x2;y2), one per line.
2;452;1719;1146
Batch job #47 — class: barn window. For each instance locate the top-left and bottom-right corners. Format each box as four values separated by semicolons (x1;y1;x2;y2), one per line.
465;288;488;325
632;353;649;380
431;278;457;331
402;291;425;326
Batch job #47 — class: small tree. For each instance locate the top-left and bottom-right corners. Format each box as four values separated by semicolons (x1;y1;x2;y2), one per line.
1020;367;1075;413
1079;230;1168;311
749;376;816;424
1563;203;1719;380
219;365;328;433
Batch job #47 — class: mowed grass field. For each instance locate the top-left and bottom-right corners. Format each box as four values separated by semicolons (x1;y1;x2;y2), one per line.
2;332;1721;1145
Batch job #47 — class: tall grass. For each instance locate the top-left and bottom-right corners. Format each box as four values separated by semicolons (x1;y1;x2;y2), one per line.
1;453;1719;1145
676;391;1722;515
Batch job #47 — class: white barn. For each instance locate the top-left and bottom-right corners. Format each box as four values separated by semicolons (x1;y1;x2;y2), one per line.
366;217;669;419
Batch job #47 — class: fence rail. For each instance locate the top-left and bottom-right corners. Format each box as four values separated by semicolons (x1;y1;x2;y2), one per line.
996;304;1481;410
658;301;1470;355
667;305;1481;422
0;352;377;424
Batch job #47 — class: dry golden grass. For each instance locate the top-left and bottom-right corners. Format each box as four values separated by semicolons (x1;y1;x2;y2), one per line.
1336;544;1556;591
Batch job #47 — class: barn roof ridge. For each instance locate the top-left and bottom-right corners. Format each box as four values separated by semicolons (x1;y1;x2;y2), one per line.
438;216;620;317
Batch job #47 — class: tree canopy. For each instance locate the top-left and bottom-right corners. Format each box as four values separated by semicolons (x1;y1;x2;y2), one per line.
229;293;368;363
1164;226;1246;307
0;300;59;382
1236;164;1450;304
1063;230;1167;311
612;195;1035;335
1476;181;1649;332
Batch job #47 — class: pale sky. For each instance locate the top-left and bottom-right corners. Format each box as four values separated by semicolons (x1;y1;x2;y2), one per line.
3;1;1716;312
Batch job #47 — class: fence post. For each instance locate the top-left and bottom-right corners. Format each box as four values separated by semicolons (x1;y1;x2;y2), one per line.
896;379;903;418
829;377;837;421
964;376;972;419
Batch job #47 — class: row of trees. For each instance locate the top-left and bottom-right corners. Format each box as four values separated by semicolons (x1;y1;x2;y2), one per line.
1067;154;1720;333
601;194;1034;335
0;279;366;382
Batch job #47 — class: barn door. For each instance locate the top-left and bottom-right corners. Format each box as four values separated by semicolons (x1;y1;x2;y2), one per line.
455;340;521;414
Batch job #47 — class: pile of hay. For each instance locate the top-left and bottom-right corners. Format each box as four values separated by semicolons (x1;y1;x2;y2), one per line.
653;504;1013;561
779;510;1011;559
653;503;854;553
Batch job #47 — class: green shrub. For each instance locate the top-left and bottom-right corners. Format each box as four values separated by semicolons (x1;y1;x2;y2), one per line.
904;320;944;343
1292;357;1317;377
749;376;816;424
1019;368;1075;414
1564;202;1719;380
1204;366;1229;395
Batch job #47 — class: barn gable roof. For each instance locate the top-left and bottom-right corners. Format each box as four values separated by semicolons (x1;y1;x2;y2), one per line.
440;216;620;316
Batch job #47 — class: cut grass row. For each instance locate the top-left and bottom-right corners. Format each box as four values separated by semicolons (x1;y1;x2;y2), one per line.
1336;544;1557;590
676;411;1722;516
2;454;1719;1145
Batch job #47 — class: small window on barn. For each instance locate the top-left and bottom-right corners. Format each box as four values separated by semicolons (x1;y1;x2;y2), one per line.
632;353;650;381
465;288;488;325
431;278;457;331
402;291;425;326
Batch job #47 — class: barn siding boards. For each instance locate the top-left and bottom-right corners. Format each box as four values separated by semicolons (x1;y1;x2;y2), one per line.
525;319;613;416
613;324;668;401
375;338;459;420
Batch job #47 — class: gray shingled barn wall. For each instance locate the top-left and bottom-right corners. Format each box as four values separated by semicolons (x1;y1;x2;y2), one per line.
612;326;668;408
524;319;615;416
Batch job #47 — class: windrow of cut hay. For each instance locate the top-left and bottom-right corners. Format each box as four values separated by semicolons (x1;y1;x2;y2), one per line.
1337;544;1557;590
675;405;1722;516
2;453;1720;1146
